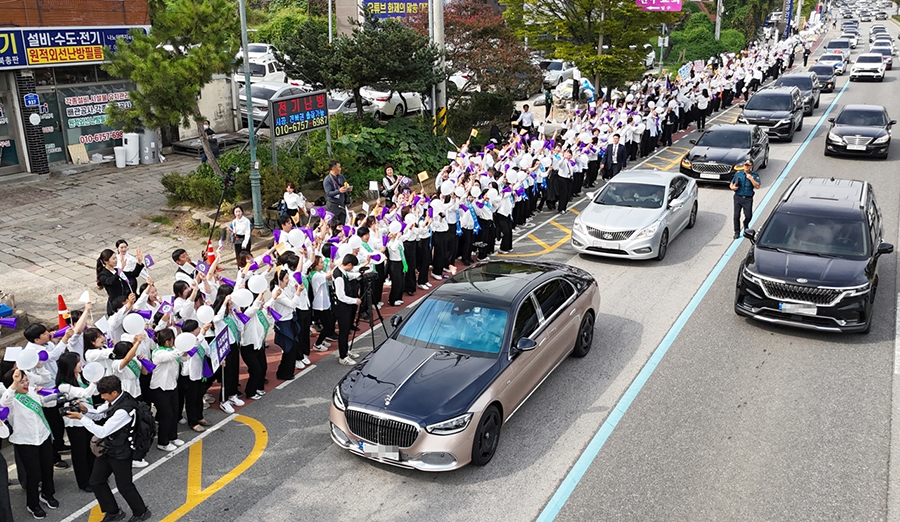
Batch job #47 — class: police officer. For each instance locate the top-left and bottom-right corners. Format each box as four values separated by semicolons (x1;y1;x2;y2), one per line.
730;159;761;239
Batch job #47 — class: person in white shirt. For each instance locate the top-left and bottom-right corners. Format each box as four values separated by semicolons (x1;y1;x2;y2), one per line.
282;182;307;224
171;248;196;284
114;239;149;289
266;269;303;380
55;351;98;492
211;291;245;412
1;368;58;518
23;322;70;471
238;292;269;400
150;327;186;452
332;255;363;365
230;205;252;266
515;104;536;137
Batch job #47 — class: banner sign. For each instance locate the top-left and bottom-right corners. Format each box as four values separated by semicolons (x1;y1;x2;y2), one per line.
636;0;682;11
269;90;329;138
210;328;230;373
364;0;429;17
0;26;150;69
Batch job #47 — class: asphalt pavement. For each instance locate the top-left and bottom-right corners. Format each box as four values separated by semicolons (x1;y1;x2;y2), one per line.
25;22;900;522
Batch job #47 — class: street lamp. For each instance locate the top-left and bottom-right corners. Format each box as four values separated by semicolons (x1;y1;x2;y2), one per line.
238;0;264;230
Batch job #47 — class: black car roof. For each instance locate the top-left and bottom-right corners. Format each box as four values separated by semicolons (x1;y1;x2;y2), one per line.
704;123;754;133
840;104;887;114
433;261;586;307
780;177;866;218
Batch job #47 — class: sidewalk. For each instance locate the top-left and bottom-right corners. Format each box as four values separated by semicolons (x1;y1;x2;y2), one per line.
0;156;210;343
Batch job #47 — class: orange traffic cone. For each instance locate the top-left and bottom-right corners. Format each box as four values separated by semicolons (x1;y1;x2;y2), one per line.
206;240;216;266
57;295;70;329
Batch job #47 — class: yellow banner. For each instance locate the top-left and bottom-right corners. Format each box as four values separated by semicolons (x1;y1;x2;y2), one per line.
27;45;104;65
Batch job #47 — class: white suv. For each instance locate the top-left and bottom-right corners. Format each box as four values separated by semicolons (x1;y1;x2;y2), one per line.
850;53;886;81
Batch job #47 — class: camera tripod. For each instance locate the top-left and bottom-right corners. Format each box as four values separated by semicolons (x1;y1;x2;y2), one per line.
350;273;389;353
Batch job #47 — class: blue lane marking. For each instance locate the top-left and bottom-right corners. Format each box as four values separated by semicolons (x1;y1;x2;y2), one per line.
537;80;851;522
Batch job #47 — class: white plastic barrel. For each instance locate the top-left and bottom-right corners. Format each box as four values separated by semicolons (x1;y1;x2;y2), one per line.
114;146;127;168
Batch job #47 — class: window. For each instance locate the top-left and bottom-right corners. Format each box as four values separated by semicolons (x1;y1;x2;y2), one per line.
512;296;539;344
396;297;508;356
669;177;688;201
534;279;574;321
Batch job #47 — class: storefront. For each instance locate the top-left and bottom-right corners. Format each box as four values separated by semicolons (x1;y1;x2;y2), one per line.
0;26;149;176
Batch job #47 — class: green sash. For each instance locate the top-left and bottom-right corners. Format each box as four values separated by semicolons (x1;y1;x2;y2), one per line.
126;359;141;378
16;393;51;434
223;315;241;346
79;381;94;406
256;310;270;339
398;243;408;273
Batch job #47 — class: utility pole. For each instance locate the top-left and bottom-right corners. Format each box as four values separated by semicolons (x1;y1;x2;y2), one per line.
433;0;447;134
238;0;263;230
714;0;723;40
429;0;436;119
328;0;333;43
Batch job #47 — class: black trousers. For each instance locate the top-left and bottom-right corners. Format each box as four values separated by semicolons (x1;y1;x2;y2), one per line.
233;236;249;265
402;240;417;294
557;176;572;211
496;215;513;251
314;308;335;345
431;231;448;276
372;262;386;304
459;229;474;263
183;377;206;428
326;203;346;229
445;229;459;267
240;345;267;397
334;302;353;358
90;455;146;517
661;124;674;147
43;406;64;461
0;452;13;522
294;308;312;359
387;261;405;303
66;425;96;490
416;238;431;284
14;439;54;509
221;343;240;399
152;388;179;445
275;320;298;379
733;195;754;235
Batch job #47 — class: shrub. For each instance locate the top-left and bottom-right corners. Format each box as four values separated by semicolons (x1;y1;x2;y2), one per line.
719;29;746;54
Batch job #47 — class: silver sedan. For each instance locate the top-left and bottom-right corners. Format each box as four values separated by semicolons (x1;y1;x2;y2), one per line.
572;170;699;261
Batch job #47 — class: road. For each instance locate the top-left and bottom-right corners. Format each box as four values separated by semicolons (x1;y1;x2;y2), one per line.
34;23;900;522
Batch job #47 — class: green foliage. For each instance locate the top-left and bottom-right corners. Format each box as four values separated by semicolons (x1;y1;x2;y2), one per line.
719;29;746;54
446;92;514;143
255;6;308;42
682;1;701;13
670;26;723;64
161;169;225;207
684;13;714;32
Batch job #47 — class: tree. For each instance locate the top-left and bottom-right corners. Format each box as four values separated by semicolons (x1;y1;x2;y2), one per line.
503;0;679;93
103;0;240;178
272;19;336;88
406;0;542;106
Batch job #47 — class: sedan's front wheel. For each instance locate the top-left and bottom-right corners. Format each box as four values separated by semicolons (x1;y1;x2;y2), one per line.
471;405;502;466
686;201;698;229
656;229;669;261
571;312;595;358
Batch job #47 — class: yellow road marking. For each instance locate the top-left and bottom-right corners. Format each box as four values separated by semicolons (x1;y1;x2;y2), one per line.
550;221;570;233
568;208;580;215
528;234;551;250
160;415;267;521
500;221;571;258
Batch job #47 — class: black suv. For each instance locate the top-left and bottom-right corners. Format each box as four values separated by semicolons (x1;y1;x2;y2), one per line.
737;87;805;142
735;177;894;333
772;72;821;115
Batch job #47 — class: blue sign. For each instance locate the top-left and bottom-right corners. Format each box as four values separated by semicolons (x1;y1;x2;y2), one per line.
0;26;150;70
23;93;39;108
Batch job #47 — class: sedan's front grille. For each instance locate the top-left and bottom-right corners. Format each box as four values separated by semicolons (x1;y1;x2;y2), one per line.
747;119;775;127
587;226;634;241
843;136;872;146
760;280;842;306
345;409;419;448
691;162;734;174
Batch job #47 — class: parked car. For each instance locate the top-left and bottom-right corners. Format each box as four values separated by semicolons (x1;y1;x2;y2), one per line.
824;104;894;159
238;81;311;123
540;59;577;87
680;124;769;183
808;64;836;92
329;260;601;471
735;177;894;333
327;91;377;117
571;170;698;261
359;88;427;119
737;86;805;142
850;53;887;81
772;71;821;115
233;55;287;86
840;32;859;48
235;42;277;61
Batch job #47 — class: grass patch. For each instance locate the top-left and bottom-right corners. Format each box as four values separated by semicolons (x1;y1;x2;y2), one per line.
150;215;173;225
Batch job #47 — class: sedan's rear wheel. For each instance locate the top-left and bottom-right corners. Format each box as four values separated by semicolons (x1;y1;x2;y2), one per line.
393;103;406;117
571;312;595;358
656;229;669;261
471;405;502;466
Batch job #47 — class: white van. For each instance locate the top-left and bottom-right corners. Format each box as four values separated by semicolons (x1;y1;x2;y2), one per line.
233;56;286;86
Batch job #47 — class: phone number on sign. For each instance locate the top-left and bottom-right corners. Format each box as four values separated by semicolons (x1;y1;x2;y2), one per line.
79;130;123;144
274;116;327;137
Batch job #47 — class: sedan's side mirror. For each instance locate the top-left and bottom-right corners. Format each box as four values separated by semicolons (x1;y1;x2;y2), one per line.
743;229;757;242
878;242;894;255
390;314;403;328
689;139;697;145
512;338;537;355
890;120;897;125
585;191;596;200
739;103;745;108
828;117;836;123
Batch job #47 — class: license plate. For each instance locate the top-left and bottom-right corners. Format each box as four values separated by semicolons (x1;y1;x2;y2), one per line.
779;303;818;315
700;173;721;180
596;240;619;250
847;144;867;151
359;441;399;460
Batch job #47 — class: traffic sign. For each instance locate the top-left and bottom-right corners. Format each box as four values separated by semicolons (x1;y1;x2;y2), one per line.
658;36;669;47
23;93;39;108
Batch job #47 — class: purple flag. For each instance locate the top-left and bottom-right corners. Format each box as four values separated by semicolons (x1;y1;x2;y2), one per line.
143;254;154;268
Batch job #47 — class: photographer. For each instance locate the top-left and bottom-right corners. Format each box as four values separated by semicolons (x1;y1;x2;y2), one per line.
323;160;351;227
1;368;58;519
67;375;150;522
333;254;362;366
56;352;97;492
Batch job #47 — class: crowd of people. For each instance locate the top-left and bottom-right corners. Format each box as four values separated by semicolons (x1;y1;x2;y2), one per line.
0;20;831;522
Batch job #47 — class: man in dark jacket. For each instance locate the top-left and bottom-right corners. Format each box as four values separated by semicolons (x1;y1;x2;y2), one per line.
68;376;150;522
602;134;627;179
323;160;351;226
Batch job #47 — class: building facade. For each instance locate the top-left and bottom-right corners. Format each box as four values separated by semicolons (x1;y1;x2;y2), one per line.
0;0;150;176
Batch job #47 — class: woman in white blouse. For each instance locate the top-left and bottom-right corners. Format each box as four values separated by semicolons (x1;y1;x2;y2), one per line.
55;351;98;492
230;205;252;266
282;182;307;224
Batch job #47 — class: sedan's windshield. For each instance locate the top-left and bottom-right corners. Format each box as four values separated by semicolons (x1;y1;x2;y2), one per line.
595;182;665;209
775;77;812;89
857;55;883;63
809;66;834;76
239;87;279;100
835;109;887;126
758;212;871;257
745;94;791;111
819;55;842;63
396;297;508;356
541;61;563;71
695;129;751;148
237;63;266;76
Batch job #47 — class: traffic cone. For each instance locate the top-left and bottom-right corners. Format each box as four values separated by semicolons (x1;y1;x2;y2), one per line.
206;240;216;266
57;295;70;329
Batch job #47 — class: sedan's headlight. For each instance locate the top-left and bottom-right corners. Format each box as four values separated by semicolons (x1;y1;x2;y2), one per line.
425;413;473;435
742;266;763;286
828;132;845;143
333;385;347;411
777;118;791;126
873;134;890;144
681;157;692;168
574;218;587;235
846;282;872;296
635;220;661;240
